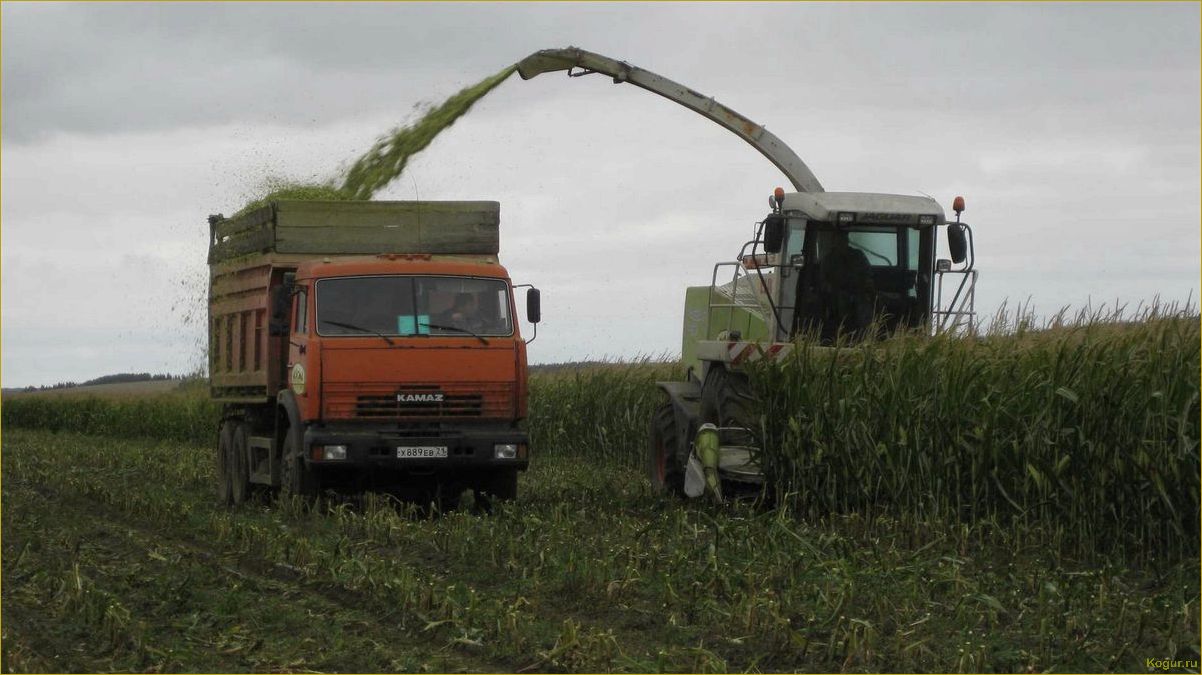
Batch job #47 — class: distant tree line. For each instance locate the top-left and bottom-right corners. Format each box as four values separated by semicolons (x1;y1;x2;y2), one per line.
21;372;186;393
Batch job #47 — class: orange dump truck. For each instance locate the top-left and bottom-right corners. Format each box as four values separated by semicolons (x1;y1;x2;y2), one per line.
207;200;539;506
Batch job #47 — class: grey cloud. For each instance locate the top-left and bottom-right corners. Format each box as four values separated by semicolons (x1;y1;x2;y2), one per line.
4;3;1197;142
1;3;1198;386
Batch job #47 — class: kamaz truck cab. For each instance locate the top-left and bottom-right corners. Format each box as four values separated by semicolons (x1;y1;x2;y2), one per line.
281;255;534;502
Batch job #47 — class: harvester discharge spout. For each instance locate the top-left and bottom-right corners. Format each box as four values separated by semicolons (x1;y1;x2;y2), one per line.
516;47;825;194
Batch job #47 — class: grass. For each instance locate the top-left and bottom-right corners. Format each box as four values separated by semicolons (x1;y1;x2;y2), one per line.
3;429;1197;672
2;310;1198;671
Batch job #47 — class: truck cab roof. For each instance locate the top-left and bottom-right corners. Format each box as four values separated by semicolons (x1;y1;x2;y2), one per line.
294;254;510;282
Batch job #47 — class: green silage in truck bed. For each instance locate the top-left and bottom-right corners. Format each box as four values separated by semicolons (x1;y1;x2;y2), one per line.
207;199;501;264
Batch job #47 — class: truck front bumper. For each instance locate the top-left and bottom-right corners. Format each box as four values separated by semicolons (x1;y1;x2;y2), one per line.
301;424;530;472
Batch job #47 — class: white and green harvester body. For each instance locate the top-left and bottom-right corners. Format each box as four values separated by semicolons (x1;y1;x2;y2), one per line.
516;46;980;501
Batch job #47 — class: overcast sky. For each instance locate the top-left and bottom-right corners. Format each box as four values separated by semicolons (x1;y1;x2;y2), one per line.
2;2;1199;387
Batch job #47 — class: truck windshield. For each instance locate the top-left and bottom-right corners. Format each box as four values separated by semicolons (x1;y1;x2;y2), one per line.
316;276;513;337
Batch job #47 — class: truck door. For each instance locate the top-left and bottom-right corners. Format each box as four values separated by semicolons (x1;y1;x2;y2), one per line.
287;285;311;405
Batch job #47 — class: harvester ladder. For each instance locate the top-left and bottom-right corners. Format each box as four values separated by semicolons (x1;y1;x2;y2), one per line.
933;268;979;334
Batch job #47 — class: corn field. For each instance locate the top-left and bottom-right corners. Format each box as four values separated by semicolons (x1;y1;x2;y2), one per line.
751;311;1200;561
2;310;1198;671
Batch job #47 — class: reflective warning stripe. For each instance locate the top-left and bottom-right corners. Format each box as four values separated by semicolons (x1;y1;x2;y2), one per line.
762;344;787;360
727;341;755;364
725;341;792;364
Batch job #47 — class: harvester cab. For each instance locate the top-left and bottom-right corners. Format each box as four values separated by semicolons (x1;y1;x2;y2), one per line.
673;190;978;500
692;189;977;357
517;47;980;500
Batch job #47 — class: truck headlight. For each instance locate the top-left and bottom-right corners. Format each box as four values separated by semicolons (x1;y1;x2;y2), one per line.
494;443;518;459
321;445;347;460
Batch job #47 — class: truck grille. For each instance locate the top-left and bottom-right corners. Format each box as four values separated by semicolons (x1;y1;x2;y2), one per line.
323;382;514;420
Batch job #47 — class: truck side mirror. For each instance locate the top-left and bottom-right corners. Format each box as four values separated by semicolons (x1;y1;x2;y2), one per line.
763;215;785;254
269;275;296;336
526;288;541;324
947;223;968;264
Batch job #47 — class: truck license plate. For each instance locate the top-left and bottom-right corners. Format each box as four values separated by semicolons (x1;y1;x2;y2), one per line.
396;446;448;459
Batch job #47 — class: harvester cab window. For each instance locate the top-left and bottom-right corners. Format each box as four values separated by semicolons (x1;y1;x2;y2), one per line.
784;219;807;266
847;231;898;266
794;223;924;342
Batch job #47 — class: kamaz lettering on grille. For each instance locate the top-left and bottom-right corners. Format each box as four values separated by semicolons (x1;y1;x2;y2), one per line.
397;393;445;403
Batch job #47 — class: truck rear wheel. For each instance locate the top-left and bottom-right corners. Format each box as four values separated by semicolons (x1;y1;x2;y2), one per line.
230;423;252;505
216;421;234;506
647;402;684;495
279;426;317;499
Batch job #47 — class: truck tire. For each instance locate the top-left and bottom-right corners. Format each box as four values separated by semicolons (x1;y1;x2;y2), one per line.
486;470;518;501
435;484;463;512
230;423;252;505
470;471;517;514
216;421;234;506
279;426;317;500
647;402;685;495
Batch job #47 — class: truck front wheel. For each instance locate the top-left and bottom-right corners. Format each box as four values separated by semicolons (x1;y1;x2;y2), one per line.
486;470;518;501
472;470;517;512
279;427;317;499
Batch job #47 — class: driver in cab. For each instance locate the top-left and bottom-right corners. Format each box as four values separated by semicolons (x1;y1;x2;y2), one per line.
430;292;489;334
818;229;876;336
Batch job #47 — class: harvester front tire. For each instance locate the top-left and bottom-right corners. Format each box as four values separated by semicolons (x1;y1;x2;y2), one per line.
216;421;234;506
701;367;758;446
279;427;317;500
647;402;685;496
702;367;770;503
229;423;252;505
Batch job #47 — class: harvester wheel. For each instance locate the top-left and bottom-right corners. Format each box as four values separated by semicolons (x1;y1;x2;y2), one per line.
229;423;252;505
701;367;758;447
279;427;317;500
701;367;769;502
647;402;685;495
216;421;234;506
